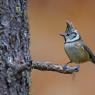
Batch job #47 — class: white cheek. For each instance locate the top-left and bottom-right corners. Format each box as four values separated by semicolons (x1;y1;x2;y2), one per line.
71;34;80;41
66;34;80;43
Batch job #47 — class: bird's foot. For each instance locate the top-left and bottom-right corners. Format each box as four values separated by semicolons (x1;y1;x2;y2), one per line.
63;64;80;74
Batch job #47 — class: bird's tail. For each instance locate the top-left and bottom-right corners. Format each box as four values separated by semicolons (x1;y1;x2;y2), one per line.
91;55;95;64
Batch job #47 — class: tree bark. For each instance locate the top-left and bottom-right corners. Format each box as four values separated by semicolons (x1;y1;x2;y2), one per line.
0;0;79;95
0;0;31;95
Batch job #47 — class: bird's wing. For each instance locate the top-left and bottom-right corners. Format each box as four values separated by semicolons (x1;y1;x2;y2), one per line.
83;44;95;64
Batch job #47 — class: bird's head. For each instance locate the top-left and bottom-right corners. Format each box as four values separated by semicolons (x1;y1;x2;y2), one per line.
60;21;81;43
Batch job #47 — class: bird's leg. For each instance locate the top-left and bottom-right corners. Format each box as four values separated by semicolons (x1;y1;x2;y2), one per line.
63;61;80;73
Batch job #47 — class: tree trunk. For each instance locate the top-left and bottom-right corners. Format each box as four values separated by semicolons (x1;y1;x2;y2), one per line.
0;0;31;95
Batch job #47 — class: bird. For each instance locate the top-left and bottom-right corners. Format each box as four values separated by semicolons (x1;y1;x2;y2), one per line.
60;21;95;70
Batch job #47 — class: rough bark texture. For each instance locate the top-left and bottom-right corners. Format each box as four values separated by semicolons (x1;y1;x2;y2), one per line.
0;0;31;95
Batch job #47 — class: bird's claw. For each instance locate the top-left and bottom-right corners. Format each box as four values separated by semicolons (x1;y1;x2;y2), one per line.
63;64;80;74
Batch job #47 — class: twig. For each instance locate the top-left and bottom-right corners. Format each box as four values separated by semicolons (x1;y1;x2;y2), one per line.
32;60;79;74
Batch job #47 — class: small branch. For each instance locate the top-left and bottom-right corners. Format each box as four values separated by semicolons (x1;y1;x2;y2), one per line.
32;60;79;74
32;61;64;73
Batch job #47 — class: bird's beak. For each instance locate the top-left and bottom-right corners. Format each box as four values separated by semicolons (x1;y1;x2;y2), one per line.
59;33;64;36
59;33;66;42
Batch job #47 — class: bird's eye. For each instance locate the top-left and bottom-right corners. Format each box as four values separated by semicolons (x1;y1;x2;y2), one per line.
66;33;70;36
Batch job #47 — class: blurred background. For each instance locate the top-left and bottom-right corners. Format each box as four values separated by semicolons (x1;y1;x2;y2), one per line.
28;0;95;95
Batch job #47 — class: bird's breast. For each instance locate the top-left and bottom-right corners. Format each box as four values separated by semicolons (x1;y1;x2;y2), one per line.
64;41;90;63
